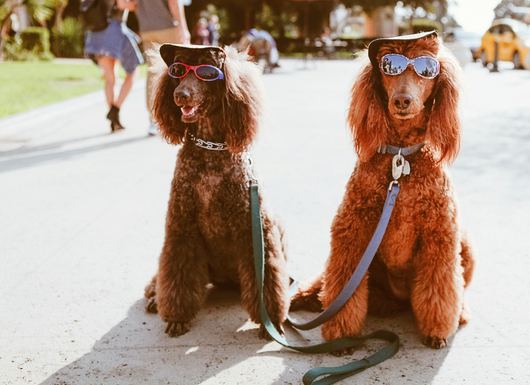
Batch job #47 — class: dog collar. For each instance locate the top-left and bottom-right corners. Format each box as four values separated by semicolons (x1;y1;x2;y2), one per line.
187;132;228;151
377;143;424;156
378;143;424;182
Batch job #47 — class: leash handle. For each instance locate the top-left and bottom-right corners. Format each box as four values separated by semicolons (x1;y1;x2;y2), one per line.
250;183;400;385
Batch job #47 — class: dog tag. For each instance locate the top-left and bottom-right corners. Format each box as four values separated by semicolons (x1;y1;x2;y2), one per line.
402;159;411;175
392;154;404;180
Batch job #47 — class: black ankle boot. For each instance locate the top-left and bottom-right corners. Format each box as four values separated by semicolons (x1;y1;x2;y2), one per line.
106;105;125;132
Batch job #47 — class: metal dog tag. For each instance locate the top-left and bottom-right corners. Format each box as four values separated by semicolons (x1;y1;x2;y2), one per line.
392;154;404;180
403;159;411;175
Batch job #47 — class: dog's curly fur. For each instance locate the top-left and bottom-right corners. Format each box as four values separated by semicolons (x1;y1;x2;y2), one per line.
291;34;475;349
144;45;289;338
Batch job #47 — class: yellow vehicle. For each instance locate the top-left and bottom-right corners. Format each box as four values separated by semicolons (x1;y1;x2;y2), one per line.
479;18;530;69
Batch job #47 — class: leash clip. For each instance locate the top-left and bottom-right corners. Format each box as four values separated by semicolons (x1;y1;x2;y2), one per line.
246;152;258;186
391;148;411;182
388;180;399;191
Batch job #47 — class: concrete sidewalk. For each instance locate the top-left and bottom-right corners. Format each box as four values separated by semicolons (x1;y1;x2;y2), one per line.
1;59;529;385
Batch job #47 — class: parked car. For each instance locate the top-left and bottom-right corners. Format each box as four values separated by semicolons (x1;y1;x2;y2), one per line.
444;28;481;62
478;18;530;69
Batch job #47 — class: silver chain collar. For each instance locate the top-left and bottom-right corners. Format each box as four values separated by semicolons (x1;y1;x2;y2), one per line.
187;132;229;151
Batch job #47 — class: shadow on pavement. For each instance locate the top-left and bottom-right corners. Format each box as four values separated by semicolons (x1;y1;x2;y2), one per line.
38;286;453;385
39;290;277;385
0;135;151;173
0;133;110;158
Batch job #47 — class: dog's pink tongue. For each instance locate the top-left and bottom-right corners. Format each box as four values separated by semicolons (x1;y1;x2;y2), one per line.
181;106;196;117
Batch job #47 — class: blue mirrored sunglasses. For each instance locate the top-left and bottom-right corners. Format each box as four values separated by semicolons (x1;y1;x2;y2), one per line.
380;54;440;79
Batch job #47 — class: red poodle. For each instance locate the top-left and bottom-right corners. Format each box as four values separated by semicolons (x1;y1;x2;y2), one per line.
292;31;475;349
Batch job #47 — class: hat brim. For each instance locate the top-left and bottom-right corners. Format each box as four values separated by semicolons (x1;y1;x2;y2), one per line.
159;44;226;66
367;31;438;66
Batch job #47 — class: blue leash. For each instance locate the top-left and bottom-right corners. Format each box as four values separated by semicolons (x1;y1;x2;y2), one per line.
250;143;424;384
287;181;400;330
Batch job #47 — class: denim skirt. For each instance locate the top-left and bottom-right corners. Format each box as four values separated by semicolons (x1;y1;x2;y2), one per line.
84;20;144;73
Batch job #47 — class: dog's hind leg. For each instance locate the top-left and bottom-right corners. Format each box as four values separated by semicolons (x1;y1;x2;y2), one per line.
458;234;475;326
460;235;475;287
240;216;290;339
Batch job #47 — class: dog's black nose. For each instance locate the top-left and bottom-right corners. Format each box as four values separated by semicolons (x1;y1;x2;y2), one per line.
393;94;412;110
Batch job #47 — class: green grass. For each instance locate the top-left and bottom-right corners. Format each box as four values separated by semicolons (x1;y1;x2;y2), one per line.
0;61;104;118
0;60;148;119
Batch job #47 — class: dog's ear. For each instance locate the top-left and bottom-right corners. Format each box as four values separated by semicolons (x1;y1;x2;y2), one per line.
217;46;263;152
348;60;390;162
152;72;188;145
427;48;461;164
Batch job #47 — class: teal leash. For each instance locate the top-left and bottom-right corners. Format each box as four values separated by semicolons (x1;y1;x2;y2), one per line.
250;183;400;385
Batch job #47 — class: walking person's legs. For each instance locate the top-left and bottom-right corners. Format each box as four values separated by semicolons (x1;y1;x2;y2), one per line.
98;55;125;132
98;56;116;109
115;70;136;108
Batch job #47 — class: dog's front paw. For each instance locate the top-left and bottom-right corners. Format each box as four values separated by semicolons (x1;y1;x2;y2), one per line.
422;335;447;349
165;321;190;337
145;297;158;314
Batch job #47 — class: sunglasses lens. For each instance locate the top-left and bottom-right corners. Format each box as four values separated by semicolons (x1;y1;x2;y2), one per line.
381;54;408;75
168;63;187;78
413;57;439;78
195;65;222;81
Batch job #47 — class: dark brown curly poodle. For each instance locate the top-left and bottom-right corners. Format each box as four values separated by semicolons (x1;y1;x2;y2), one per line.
144;44;289;338
291;32;475;350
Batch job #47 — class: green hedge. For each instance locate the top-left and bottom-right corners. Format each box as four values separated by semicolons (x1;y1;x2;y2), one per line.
52;17;84;58
4;26;53;61
20;27;51;54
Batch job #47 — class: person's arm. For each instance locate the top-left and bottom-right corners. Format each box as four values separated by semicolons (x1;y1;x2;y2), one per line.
168;0;191;43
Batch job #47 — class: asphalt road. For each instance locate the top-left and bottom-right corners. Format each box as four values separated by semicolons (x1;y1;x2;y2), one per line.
1;59;529;385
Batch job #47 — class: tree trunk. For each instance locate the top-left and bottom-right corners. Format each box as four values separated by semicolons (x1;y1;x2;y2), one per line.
54;4;67;30
364;6;397;38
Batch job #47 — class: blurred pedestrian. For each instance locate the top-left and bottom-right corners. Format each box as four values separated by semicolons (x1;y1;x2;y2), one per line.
193;18;209;45
238;28;279;73
84;0;143;133
320;27;335;58
207;14;220;46
134;0;191;135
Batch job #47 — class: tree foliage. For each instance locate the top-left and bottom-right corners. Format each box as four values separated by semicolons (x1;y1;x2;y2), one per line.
342;0;447;13
494;0;530;19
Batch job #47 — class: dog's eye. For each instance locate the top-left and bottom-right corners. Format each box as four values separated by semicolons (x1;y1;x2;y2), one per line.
196;65;221;80
169;63;187;78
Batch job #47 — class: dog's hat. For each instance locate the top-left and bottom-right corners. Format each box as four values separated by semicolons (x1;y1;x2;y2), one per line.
160;44;226;67
367;30;438;66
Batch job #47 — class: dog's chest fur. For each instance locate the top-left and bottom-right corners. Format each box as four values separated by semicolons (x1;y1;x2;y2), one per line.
377;197;418;299
177;146;252;281
359;152;455;300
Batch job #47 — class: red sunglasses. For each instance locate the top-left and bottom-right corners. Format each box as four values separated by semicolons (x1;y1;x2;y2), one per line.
168;62;224;81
